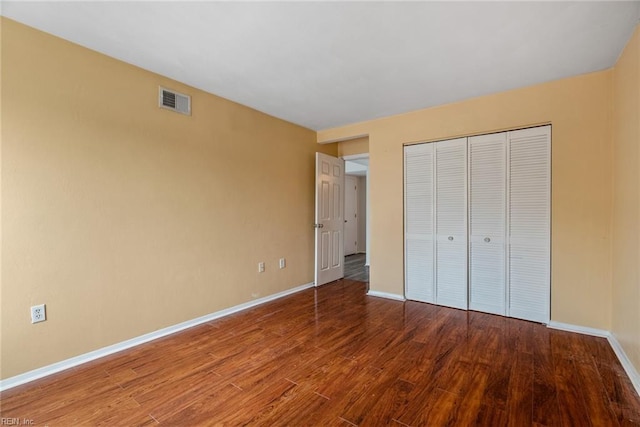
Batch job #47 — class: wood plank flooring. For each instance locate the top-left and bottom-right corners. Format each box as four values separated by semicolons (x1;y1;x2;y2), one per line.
2;279;639;426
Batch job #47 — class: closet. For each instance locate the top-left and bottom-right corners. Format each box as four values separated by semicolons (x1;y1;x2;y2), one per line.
404;125;550;323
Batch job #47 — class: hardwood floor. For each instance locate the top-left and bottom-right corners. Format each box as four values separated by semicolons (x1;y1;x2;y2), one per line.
2;279;639;426
344;254;368;282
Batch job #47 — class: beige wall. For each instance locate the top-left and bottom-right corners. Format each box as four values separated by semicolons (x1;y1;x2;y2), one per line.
338;136;369;157
612;25;640;372
0;19;337;379
319;71;613;331
0;18;4;373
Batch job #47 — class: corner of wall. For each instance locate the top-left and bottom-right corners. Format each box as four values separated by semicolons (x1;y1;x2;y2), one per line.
611;22;640;376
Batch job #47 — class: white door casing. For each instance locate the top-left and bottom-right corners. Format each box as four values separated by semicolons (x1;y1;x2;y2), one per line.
344;175;358;256
468;132;507;316
315;153;345;286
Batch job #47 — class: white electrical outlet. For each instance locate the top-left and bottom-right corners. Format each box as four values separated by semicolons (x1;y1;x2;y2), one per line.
31;304;46;324
258;262;265;273
279;258;286;269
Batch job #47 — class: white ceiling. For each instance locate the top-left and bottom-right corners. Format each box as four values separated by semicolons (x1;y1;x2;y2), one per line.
345;159;369;176
3;1;639;131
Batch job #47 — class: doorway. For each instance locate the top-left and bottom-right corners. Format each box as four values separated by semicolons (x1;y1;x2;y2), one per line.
314;152;369;286
344;154;369;282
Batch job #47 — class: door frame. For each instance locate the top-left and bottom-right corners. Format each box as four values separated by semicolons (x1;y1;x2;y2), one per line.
342;154;370;267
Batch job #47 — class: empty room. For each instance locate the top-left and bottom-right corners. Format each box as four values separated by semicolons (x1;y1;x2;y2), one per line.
1;1;640;425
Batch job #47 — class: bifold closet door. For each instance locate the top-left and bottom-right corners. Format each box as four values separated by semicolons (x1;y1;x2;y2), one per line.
507;126;551;323
468;132;507;316
434;138;468;310
404;143;435;303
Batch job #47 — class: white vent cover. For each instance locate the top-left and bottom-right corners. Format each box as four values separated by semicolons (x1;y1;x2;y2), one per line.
159;87;191;115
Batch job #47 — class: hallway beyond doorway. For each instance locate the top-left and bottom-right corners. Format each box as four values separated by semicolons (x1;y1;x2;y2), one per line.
344;253;368;282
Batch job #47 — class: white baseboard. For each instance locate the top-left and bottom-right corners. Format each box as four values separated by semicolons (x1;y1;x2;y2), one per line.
608;333;640;397
366;290;406;301
0;282;314;392
547;321;609;337
548;321;640;397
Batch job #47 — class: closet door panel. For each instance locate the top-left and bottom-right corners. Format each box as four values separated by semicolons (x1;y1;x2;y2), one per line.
508;126;551;323
435;138;468;310
404;144;435;303
435;239;468;309
468;133;507;315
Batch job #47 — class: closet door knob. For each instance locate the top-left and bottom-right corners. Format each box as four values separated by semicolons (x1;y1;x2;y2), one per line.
448;236;454;241
484;237;491;243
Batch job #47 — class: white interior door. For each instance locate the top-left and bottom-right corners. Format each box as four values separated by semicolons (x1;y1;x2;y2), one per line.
435;138;468;310
344;175;358;256
507;126;551;323
468;132;507;315
315;153;345;286
404;143;435;303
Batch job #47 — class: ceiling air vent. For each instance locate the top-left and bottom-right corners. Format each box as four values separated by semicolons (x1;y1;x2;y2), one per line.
159;87;191;115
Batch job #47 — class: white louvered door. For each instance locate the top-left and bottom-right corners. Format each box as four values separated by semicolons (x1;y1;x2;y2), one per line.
468;132;507;316
404;143;435;303
403;126;550;323
435;138;468;310
507;126;551;323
